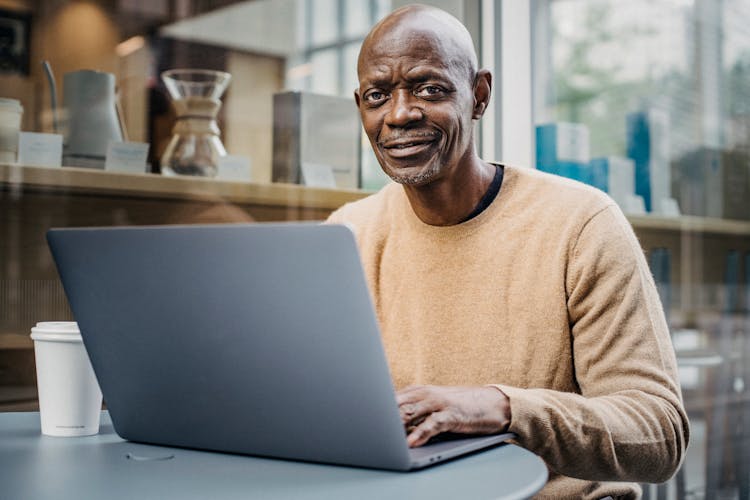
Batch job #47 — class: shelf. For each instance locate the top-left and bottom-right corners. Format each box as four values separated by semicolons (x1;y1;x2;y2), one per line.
0;386;37;403
627;214;750;236
3;163;750;235
0;385;38;412
0;163;369;210
0;400;38;412
0;333;33;350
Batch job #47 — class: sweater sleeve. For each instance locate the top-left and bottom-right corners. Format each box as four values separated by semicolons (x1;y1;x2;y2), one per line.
324;205;346;224
495;204;689;483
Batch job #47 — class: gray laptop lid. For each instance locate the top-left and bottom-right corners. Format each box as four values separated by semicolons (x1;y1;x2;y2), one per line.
47;223;509;471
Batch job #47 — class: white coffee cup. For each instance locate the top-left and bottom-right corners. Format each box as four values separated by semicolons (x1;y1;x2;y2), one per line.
0;98;23;163
30;322;103;437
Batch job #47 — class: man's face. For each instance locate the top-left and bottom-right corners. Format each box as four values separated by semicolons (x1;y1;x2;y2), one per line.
356;28;477;186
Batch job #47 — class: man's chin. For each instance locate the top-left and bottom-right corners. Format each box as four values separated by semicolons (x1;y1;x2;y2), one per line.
382;162;442;187
391;173;435;186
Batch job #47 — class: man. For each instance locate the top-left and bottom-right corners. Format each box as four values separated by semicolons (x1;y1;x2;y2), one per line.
327;5;689;498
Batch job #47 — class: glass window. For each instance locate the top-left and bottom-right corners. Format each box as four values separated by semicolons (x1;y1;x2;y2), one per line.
344;0;372;39
532;1;750;497
343;41;361;97
534;0;749;175
310;48;338;94
724;0;750;150
310;0;339;46
0;0;404;413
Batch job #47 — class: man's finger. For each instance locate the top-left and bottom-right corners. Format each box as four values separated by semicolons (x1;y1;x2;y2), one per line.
399;400;434;427
400;403;417;416
399;402;418;425
406;411;454;447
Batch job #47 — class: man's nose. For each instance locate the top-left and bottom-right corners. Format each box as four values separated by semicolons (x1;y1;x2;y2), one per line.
386;90;423;126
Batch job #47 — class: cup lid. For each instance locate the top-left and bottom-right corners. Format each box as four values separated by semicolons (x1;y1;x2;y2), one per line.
0;98;23;113
30;321;81;342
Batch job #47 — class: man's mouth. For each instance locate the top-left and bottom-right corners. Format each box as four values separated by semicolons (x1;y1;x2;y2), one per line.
380;134;439;158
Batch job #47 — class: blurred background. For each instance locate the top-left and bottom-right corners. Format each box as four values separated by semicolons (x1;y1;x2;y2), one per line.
0;1;748;498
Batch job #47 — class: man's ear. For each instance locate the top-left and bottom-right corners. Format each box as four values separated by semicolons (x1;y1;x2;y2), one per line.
472;69;492;119
354;89;361;108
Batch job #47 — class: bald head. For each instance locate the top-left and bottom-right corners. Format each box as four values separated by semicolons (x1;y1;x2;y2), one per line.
353;4;492;191
359;4;478;83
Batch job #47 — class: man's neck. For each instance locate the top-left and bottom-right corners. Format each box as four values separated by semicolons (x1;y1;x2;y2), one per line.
402;155;496;226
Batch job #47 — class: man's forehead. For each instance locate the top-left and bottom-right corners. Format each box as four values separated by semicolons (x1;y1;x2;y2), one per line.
358;7;477;81
359;29;461;78
360;56;450;81
364;25;451;59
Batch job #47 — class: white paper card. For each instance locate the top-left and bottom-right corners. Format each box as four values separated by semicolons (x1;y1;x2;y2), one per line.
647;109;671;210
606;156;635;209
555;122;590;164
105;141;150;173
18;132;63;168
623;194;646;215
216;155;251;182
301;162;337;188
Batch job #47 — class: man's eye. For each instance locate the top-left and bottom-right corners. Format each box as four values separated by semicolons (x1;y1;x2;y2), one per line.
364;90;387;104
414;86;445;98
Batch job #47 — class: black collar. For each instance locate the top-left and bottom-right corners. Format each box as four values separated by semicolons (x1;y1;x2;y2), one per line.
460;164;504;223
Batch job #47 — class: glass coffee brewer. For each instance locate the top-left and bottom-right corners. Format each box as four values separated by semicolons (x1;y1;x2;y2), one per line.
160;69;232;177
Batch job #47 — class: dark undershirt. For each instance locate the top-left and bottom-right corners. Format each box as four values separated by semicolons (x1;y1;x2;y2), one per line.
460;164;504;223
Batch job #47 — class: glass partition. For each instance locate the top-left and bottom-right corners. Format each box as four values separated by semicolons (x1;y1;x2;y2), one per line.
0;0;477;406
0;0;402;412
532;1;750;497
2;1;748;497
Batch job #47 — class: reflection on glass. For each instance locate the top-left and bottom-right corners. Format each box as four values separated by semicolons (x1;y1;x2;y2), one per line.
311;0;339;46
533;2;750;498
723;0;750;152
343;42;361;96
535;0;750;160
344;0;372;39
160;69;232;177
310;49;338;95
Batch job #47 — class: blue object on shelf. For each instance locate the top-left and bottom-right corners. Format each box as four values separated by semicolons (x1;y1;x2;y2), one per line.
588;156;637;210
627;110;671;213
588;157;609;192
626;112;652;211
535;123;591;183
536;124;558;169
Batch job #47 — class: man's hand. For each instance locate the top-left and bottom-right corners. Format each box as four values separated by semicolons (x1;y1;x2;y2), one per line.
396;385;511;447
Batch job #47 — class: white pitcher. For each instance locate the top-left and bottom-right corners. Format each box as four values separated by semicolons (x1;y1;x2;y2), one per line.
63;70;123;168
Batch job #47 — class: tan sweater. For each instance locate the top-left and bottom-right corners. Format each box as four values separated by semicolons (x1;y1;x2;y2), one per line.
327;164;689;499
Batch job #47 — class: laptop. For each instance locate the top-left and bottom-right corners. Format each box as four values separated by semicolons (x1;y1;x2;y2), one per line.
47;222;512;471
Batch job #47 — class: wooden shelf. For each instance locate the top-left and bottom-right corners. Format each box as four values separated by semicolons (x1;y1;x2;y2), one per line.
3;163;750;235
0;333;33;350
0;400;38;412
0;386;37;403
628;214;750;236
0;385;38;412
0;163;369;210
